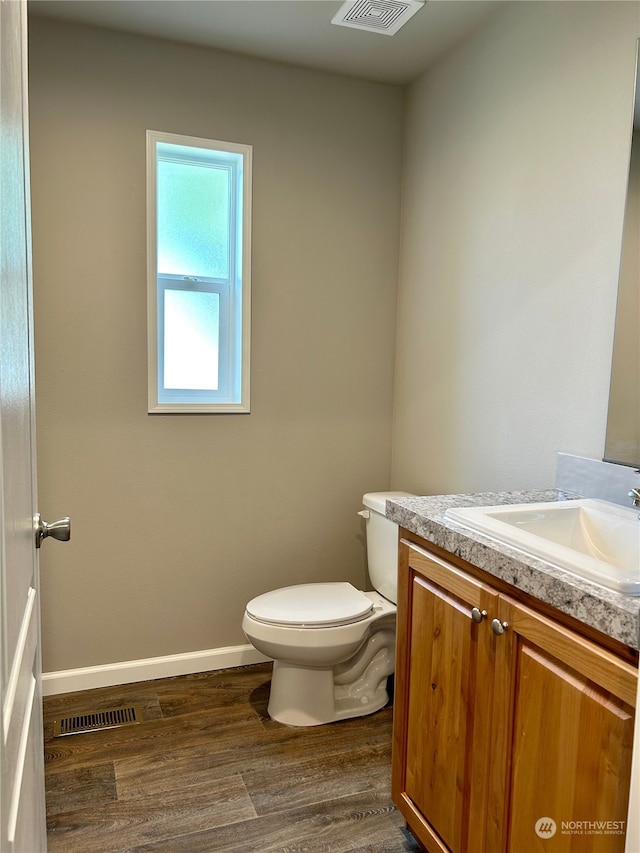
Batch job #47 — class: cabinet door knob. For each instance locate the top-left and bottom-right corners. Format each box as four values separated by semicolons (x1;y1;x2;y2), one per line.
471;607;487;623
491;618;509;636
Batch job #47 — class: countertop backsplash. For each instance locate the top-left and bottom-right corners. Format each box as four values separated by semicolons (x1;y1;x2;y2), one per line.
556;452;640;507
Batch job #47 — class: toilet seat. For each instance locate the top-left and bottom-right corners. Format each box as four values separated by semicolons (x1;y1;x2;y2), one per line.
246;582;374;628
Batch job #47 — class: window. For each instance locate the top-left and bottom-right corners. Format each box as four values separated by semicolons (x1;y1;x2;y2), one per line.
147;130;252;412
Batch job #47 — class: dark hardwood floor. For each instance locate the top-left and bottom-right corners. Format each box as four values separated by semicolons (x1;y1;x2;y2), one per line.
43;663;422;852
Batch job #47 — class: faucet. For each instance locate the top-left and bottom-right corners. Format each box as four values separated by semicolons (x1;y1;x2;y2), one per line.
629;488;640;518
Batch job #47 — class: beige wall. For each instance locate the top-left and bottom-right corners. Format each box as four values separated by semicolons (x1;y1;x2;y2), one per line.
29;18;404;672
392;1;640;495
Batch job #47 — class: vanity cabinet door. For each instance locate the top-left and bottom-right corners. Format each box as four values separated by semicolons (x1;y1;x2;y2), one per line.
489;597;636;853
392;541;499;853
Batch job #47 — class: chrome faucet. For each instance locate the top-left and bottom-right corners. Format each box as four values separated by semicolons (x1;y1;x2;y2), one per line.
629;488;640;519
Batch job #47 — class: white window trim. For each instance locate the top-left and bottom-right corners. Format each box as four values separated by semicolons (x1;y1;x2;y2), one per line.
146;129;252;414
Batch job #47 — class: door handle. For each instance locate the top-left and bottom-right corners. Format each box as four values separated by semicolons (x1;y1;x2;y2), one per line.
34;514;71;549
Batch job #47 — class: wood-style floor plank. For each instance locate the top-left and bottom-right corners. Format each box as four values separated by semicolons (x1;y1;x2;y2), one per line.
45;703;263;776
47;773;257;853
44;663;423;852
122;790;409;853
44;684;165;736
244;741;393;816
115;707;393;799
45;762;117;816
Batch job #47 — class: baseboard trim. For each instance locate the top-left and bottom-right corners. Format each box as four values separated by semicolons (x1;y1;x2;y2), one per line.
42;644;271;696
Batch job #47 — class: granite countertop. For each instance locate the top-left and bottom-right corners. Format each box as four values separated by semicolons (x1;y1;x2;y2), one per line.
385;490;640;651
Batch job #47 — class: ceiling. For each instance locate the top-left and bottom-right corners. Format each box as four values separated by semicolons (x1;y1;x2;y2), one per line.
27;0;502;85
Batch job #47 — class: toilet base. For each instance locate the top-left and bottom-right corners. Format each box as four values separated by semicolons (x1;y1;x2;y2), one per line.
267;639;393;727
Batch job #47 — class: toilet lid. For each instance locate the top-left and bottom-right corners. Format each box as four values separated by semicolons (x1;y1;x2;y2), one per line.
246;583;374;628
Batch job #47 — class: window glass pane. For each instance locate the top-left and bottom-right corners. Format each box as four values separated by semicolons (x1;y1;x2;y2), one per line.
157;158;230;279
164;289;220;390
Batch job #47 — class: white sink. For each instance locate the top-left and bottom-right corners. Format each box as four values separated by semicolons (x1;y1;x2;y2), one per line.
446;499;640;596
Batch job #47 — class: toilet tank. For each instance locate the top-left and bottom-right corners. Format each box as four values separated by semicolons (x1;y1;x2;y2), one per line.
362;491;414;605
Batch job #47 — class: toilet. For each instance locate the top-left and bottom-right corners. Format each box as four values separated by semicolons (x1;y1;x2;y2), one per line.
242;491;414;726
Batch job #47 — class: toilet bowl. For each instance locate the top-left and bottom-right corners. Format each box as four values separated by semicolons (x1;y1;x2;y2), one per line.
242;491;413;726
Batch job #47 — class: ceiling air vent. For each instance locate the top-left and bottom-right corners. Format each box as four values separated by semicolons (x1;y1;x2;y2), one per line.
331;0;425;36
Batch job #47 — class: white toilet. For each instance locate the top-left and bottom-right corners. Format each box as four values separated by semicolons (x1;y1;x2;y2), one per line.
242;491;413;726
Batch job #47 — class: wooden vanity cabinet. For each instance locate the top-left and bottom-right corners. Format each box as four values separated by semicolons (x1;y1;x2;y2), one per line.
392;538;637;853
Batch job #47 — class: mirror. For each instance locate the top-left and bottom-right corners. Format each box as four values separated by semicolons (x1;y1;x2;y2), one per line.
604;39;640;468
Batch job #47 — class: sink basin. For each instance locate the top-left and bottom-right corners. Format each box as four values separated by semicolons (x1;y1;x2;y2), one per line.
446;499;640;595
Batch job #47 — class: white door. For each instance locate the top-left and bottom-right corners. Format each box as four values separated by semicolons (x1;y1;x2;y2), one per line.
0;0;51;848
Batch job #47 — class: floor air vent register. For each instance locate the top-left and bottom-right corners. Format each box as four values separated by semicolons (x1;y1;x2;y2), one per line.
53;704;142;737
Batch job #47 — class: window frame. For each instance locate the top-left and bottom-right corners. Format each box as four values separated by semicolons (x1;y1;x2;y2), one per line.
147;130;252;414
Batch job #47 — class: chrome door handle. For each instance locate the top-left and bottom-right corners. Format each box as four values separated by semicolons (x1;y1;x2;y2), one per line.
471;607;487;623
34;514;71;549
491;618;508;636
